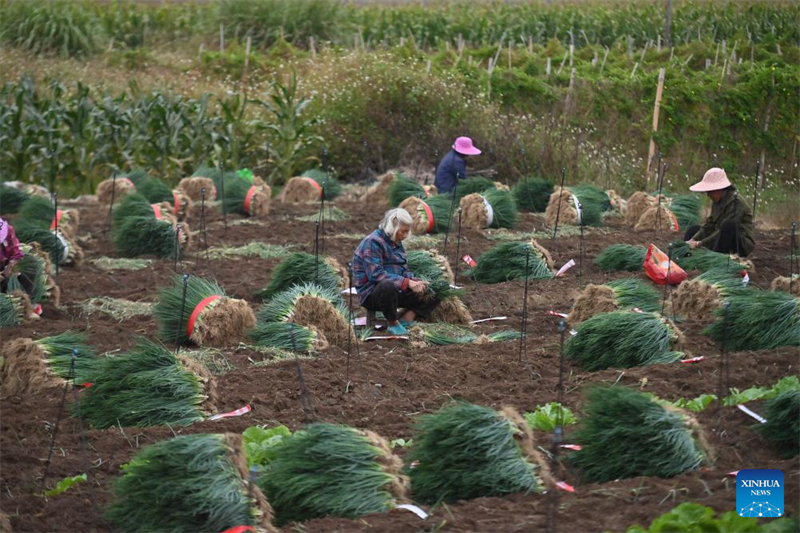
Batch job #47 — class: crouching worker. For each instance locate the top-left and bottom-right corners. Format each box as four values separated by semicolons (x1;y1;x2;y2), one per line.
685;167;755;257
353;208;440;336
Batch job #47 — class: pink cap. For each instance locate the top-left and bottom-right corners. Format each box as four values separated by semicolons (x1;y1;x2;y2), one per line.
453;136;481;156
0;217;7;242
689;167;732;192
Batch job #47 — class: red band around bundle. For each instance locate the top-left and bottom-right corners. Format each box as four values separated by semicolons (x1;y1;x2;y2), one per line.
243;186;258;214
119;177;136;190
173;191;180;215
303;177;323;198
420;201;434;233
222;527;255;533
151;204;162;219
669;211;680;232
50;210;63;230
186;295;222;337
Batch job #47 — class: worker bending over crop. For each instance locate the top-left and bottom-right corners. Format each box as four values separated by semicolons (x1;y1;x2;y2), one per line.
434;136;482;194
353;208;440;336
0;217;24;289
684;167;755;257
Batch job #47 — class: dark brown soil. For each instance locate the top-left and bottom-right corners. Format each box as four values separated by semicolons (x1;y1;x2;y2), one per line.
1;197;797;533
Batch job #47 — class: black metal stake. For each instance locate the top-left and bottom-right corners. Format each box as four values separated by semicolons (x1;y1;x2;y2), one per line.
519;246;531;364
453;208;464;287
552;167;567;240
290;323;314;419
219;159;227;229
201;188;210;266
791;222;798;295
41;364;72;487
318;185;326;255
69;349;101;520
52;192;60;279
103;171;117;236
175;274;189;355
441;180;459;258
173;223;182;272
547;321;567;533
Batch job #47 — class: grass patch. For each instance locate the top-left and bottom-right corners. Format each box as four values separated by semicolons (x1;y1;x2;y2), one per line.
91;257;153;271
333;232;365;240
296;206;350;222
76;297;152;321
228;218;268;227
246;345;315;366
404;234;444;250
206;242;293;260
180;347;235;375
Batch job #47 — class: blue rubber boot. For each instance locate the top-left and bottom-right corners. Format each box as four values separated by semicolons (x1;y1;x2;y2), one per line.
387;323;409;336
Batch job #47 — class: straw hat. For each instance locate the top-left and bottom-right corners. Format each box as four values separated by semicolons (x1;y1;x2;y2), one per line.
689;168;731;192
453;136;482;156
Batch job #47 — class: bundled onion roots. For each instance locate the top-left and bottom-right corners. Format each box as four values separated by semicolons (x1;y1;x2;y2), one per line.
670;268;750;319
460;188;518;230
569;278;660;324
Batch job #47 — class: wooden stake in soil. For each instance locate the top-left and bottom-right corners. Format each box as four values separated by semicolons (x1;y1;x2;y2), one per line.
518;246;531;364
646;68;666;184
551;167;567;240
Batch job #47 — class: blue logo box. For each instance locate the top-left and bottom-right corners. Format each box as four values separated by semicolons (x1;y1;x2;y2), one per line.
736;469;784;518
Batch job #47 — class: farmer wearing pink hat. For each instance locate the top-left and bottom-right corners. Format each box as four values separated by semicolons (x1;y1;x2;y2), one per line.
434;136;482;194
684;167;754;257
0;217;25;286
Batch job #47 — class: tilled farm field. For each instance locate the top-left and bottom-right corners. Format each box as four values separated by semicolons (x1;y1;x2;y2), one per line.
1;196;797;533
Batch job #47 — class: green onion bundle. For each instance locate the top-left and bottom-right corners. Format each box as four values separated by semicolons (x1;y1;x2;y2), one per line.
249;322;326;353
6;250;47;305
670;241;752;272
155;275;253;346
0;293;25;327
386;175;425;207
35;331;97;384
754;390;799;458
409;324;521;346
256;252;343;300
704;291;800;350
408;402;548;504
594;244;647;272
257;282;351;348
75;338;206;428
258;282;346;322
411;194;458;234
669;194;702;229
0;184;30;215
467;241;553;284
566;311;684;371
17;195;55;226
452;176;497;200
126;172;173;204
572;184;612;212
568;386;708;483
112;193;159;228
113;216;183;259
221;176;270;217
406;250;460;300
671;268;751;319
107;433;271;533
13;220;66;265
258;423;406;525
302;168;342;200
512;177;554;213
460;188;519;229
570;279;660;324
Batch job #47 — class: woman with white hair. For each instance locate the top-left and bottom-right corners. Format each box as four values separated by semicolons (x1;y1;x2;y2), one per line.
352;208;440;335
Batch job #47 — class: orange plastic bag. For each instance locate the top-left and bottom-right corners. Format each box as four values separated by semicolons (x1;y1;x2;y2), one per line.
644;243;687;285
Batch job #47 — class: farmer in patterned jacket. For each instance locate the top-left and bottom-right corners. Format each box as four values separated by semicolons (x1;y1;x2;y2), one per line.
353;208;441;336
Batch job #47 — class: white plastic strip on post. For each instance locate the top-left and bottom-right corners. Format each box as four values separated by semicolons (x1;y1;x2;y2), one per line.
482;196;494;227
571;194;583;225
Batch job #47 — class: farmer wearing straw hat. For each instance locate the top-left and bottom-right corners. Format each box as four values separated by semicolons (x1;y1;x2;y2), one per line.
353;208;441;336
434;136;482;194
0;217;24;286
684;168;755;256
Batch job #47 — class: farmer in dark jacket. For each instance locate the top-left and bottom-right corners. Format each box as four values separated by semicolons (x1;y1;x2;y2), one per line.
353;208;440;336
434;136;482;194
684;168;755;257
